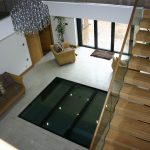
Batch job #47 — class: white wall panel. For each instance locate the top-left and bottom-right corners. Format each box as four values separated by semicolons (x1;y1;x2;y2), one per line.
0;33;32;75
0;17;14;41
51;16;78;45
44;1;133;24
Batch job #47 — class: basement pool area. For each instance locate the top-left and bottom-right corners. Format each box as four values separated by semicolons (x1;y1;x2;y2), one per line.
19;77;107;148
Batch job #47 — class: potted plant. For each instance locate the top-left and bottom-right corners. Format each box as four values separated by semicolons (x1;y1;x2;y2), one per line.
54;16;67;42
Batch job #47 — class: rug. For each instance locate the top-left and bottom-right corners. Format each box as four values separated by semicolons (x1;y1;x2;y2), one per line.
91;50;114;60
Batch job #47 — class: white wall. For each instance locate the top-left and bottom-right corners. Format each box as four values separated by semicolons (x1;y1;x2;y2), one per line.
50;16;58;43
51;16;78;45
64;18;78;45
0;33;32;75
44;1;133;24
0;16;32;75
0;17;14;41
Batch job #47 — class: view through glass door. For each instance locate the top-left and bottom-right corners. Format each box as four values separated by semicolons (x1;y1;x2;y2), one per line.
82;19;94;47
77;18;132;54
97;21;111;51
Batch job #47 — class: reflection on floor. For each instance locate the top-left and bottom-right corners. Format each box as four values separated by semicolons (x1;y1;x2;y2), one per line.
0;47;113;150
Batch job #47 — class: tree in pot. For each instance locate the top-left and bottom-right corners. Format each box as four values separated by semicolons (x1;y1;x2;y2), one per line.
54;16;67;42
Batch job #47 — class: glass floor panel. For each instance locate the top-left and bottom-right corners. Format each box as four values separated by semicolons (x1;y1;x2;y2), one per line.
68;91;106;147
19;77;107;148
19;78;74;125
43;84;95;136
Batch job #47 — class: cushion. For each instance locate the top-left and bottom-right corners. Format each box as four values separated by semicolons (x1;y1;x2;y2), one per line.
1;72;14;88
64;47;74;51
54;43;64;53
0;82;5;95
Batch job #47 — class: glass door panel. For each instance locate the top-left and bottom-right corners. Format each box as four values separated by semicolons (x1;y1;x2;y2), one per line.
98;21;111;50
82;19;94;47
115;23;130;53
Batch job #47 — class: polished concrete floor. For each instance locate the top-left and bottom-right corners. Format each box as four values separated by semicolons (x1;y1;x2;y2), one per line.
0;47;114;150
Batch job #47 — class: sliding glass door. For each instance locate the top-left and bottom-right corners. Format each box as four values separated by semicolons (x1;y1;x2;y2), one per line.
98;21;111;50
77;18;132;54
82;19;94;47
114;23;130;53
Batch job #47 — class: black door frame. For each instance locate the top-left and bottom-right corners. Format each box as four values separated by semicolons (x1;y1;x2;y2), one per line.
77;18;133;55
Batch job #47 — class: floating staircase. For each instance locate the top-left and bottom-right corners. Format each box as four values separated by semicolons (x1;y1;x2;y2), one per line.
104;129;150;150
140;18;150;29
132;43;150;57
136;30;150;42
124;70;150;88
128;57;150;73
120;83;150;106
103;9;150;149
115;99;150;123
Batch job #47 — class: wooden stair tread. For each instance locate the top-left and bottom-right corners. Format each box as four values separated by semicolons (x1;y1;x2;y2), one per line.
124;69;150;89
143;9;150;19
103;142;128;150
110;115;150;141
105;129;150;150
128;57;150;73
140;18;150;29
132;43;150;57
136;30;150;42
120;83;150;106
115;99;150;123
